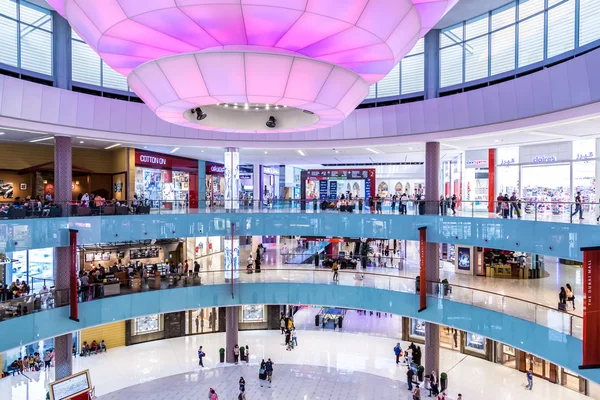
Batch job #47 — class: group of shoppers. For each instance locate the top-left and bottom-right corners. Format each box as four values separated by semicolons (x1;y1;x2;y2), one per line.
558;283;576;310
8;350;52;375
496;192;522;219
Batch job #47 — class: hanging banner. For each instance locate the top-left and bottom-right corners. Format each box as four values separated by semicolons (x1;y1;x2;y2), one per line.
580;247;600;369
319;180;328;200
69;229;79;322
418;227;427;312
329;180;338;200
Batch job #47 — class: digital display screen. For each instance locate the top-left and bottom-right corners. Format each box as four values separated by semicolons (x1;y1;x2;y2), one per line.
457;247;471;271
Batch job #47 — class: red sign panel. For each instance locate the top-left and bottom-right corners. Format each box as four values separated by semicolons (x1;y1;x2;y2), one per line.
581;247;600;369
419;227;426;312
135;150;198;172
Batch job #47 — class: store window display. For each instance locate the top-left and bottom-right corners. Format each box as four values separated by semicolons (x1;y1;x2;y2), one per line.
465;332;485;353
240;305;266;322
410;319;426;338
186;308;218;335
134;314;161;335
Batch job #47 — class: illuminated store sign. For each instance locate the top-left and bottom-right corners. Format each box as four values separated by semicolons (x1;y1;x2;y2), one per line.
576;152;594;160
465;160;487;166
263;167;279;175
499;158;516;166
532;156;557;163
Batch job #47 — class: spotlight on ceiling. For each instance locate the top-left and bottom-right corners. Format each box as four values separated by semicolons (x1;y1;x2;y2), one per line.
191;107;207;121
266;116;276;128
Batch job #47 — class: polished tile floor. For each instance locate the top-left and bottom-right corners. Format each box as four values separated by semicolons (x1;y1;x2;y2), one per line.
1;329;586;400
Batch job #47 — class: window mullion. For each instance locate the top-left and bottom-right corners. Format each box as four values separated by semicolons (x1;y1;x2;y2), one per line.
488;10;492;78
574;0;580;48
462;21;466;84
16;0;21;69
515;4;520;70
544;0;549;60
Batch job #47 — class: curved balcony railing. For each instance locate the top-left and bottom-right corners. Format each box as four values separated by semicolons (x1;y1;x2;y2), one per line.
0;199;598;225
0;267;582;342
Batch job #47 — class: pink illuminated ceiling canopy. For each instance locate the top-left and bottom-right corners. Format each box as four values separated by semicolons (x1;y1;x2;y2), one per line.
128;49;370;133
47;0;457;84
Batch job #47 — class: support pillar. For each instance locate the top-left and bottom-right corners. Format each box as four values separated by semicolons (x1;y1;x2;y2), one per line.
53;136;73;379
424;29;440;100
224;148;240;281
253;163;261;210
52;13;72;90
424;142;440;376
225;306;239;363
198;160;206;209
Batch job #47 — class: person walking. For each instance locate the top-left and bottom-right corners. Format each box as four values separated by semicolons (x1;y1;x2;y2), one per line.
391;195;397;213
284;328;291;350
559;287;567;310
332;260;339;282
233;344;240;364
240;345;245;362
291;328;298;347
450;194;457;215
413;384;421;400
209;388;218;400
407;366;414;391
525;368;533;390
280;317;286;334
571;191;584;221
245;345;250;363
238;387;246;400
394;343;402;364
198;346;205;367
265;358;274;387
239;377;246;392
566;283;575;310
259;359;267;387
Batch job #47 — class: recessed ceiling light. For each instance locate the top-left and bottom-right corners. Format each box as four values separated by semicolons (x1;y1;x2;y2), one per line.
297;150;306;156
0;132;5;135
255;108;259;110
494;139;501;143
366;148;380;154
233;105;238;109
234;103;238;106
104;143;121;150
244;103;249;110
144;146;147;149
283;105;287;108
170;147;180;154
264;151;268;154
334;150;339;153
224;104;229;107
275;106;279;110
409;147;413;150
79;140;84;144
201;150;204;153
29;136;54;143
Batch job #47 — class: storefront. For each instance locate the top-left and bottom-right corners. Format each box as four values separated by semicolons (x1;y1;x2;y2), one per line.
462;150;489;211
261;166;280;202
301;169;376;205
133;150;198;210
206;163;254;207
495;140;597;216
185;308;219;335
4;247;55;294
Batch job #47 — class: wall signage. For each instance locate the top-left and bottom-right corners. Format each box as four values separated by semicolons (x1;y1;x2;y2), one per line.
319;180;328;200
206;163;225;175
580;247;600;369
138;154;167;166
576;152;595;161
136;151;198;172
499;158;516;166
465;160;487;167
532;155;557;163
263;167;279;175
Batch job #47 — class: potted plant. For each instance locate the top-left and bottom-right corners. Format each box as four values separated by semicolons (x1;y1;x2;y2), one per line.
219;348;225;363
440;372;448;391
359;242;374;268
417;365;424;382
441;279;450;296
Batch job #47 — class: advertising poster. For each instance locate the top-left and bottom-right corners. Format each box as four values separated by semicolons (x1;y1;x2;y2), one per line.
457;247;471;271
319;180;328;200
419;227;426;311
329;180;337;200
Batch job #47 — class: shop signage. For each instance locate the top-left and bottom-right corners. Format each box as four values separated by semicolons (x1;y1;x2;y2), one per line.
239;174;252;180
499;158;516;166
135;150;198;172
532;155;557;163
365;178;371;198
465;159;487;167
263;167;279;175
576;152;595;161
580;246;600;369
206;163;225;175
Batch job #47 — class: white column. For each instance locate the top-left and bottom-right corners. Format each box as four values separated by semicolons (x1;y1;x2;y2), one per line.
224;147;240;210
253;163;261;210
224;148;240;280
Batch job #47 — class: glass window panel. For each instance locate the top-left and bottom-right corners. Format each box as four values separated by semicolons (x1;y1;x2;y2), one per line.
0;15;17;67
548;0;566;6
406;38;424;56
0;0;17;19
71;28;83;41
579;0;600;47
20;26;52;74
491;2;516;30
72;40;101;86
491;25;516;75
547;0;575;58
465;14;488;40
401;53;424;94
518;0;544;20
440;44;463;87
440;23;463;47
102;61;129;91
465;36;489;82
518;13;544;67
20;1;52;31
376;63;399;97
366;83;377;99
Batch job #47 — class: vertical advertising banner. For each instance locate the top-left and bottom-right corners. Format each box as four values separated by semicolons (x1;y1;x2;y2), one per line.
580;247;600;369
329;180;338;200
319;180;328;200
224;237;240;281
224;149;239;210
419;227;427;312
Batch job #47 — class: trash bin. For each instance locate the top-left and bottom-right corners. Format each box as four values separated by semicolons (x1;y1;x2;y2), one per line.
415;276;420;292
315;314;320;327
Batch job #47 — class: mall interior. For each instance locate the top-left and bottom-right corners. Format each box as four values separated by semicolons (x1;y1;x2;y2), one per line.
0;0;599;399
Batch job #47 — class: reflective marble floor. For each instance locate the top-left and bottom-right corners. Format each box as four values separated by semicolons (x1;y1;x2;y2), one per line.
1;329;587;400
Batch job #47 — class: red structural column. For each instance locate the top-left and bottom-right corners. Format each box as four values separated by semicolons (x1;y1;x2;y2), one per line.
580;247;600;370
418;227;427;312
488;149;495;212
69;229;79;322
